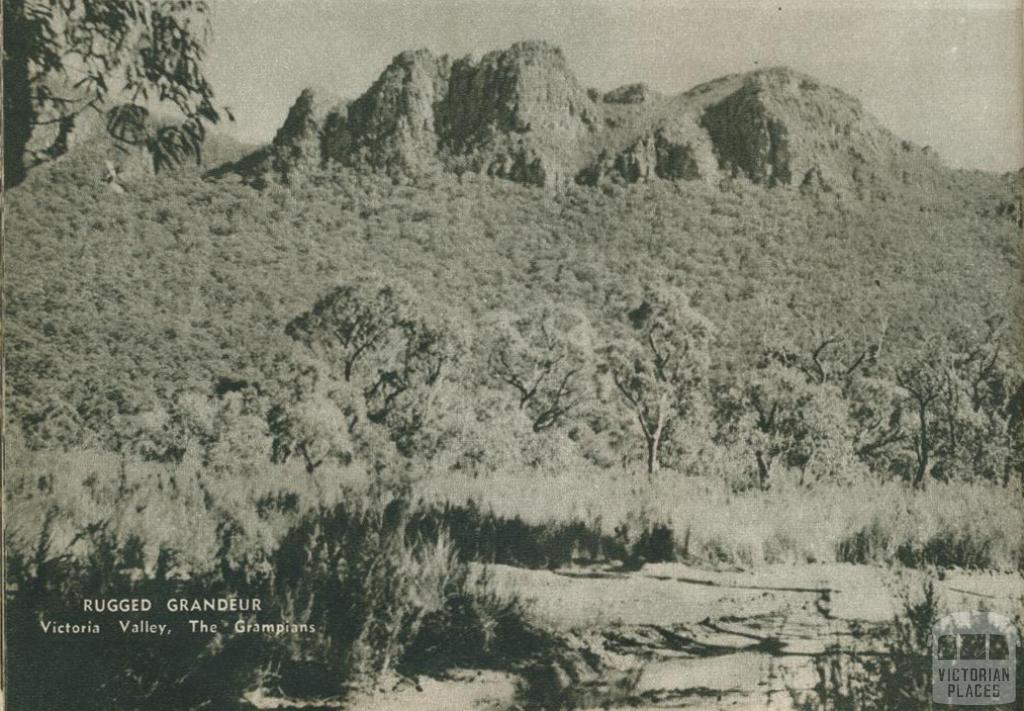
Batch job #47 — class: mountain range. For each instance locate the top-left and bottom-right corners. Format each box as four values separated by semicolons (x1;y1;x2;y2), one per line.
222;40;976;199
5;39;1022;466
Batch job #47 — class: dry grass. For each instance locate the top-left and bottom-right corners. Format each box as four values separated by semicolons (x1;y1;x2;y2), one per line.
4;478;547;710
7;446;1021;582
415;466;1024;571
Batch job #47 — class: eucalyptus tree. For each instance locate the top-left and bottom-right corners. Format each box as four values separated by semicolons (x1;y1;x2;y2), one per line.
483;304;594;433
3;0;226;186
285;280;465;460
602;286;713;478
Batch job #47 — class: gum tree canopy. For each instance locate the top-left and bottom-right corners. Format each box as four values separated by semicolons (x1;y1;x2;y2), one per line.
2;0;225;186
604;286;714;478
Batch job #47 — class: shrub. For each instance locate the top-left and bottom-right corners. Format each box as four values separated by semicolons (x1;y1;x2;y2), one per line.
895;529;997;570
403;566;550;673
794;580;943;710
794;580;1023;711
837;516;893;565
614;507;677;566
5;491;545;709
262;495;461;687
408;499;619;569
5;516;230;711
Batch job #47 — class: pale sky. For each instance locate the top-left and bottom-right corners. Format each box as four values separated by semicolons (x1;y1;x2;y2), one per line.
205;0;1024;172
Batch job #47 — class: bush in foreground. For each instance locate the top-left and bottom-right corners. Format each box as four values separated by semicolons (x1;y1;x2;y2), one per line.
5;491;545;710
794;580;1023;711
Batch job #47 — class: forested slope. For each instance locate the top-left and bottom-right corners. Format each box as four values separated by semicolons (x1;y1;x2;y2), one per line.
6;148;1021;481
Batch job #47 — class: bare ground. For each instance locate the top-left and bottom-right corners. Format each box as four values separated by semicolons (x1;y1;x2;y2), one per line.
254;562;1023;710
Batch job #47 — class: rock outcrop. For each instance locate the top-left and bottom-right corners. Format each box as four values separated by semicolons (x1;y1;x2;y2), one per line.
701;69;858;189
581;124;719;185
441;42;597;186
697;68;942;193
265;41;598;186
255;45;943;193
444;43;596;145
268;88;348;179
344;49;451;171
603;83;657;104
701;78;795;186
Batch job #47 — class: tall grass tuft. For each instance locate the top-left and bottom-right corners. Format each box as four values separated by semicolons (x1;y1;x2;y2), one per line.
793;580;1023;711
419;469;1024;571
261;493;546;690
5;489;545;710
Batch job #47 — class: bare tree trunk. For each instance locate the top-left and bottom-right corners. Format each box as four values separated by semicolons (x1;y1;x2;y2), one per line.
298;445;325;497
755;450;771;490
646;433;660;479
3;0;33;188
913;400;929;489
644;394;668;480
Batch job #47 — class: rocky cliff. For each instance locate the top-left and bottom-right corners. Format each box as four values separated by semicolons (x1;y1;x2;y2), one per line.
256;41;943;192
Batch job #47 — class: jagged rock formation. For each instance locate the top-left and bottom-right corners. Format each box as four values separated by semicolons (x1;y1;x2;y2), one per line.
581;129;715;184
602;83;657;104
268;88;348;180
263;41;598;187
251;41;945;193
345;49;451;171
442;42;598;186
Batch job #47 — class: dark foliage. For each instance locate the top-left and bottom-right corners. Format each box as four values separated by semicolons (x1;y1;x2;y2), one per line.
3;0;224;186
5;493;547;710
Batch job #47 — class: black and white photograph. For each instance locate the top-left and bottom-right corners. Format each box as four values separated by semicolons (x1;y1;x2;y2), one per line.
2;1;1023;709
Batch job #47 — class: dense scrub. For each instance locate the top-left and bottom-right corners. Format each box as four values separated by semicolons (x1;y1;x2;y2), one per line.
4;151;1022;704
8;443;1023;577
5;488;548;710
6;158;1022;485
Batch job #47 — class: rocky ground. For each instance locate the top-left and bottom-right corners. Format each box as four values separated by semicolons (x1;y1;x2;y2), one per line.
248;562;1022;710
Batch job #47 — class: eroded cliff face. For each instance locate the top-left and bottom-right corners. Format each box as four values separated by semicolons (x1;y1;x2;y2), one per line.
581;130;716;185
702;79;795;186
441;42;598;186
343;49;452;171
443;42;596;145
268;41;598;186
262;44;942;192
269;88;347;179
701;69;870;191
